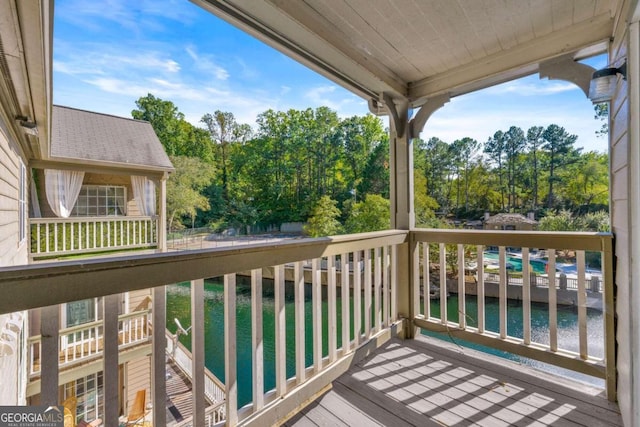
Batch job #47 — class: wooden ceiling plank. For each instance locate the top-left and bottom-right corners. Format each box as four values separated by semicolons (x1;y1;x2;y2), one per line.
573;0;598;23
529;0;555;37
409;12;613;100
551;0;575;31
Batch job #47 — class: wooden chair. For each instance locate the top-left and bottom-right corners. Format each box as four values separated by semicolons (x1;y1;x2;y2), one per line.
62;396;76;427
125;390;146;426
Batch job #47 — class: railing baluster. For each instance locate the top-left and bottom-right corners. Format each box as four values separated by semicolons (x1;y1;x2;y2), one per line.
364;250;372;337
312;258;322;372
439;243;447;324
412;240;420;320
274;265;286;397
328;255;337;362
40;306;59;406
577;251;588;359
422;242;430;319
353;252;362;345
192;279;205;426
548;249;558;352
383;245;390;328
341;252;350;354
224;274;238;425
458;244;466;329
70;221;74;251
499;246;507;339
522;247;531;345
152;286;167;427
104;294;119;426
391;244;397;322
374;247;381;333
477;246;485;334
53;223;58;252
294;261;306;383
251;269;264;411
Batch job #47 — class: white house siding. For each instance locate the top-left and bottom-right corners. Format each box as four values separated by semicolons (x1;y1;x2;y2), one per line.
125;356;151;415
610;4;639;425
0;110;29;406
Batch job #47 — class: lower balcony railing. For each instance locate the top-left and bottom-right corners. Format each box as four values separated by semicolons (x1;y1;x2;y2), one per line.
0;229;615;426
29;216;158;258
27;309;151;377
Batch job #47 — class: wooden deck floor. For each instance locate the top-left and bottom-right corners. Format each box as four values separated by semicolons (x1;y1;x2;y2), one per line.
285;336;622;427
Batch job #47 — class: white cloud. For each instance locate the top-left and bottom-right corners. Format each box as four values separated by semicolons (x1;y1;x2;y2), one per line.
185;45;229;80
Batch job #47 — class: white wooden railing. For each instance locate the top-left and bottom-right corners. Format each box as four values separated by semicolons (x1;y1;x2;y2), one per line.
174;400;226;427
165;331;226;404
0;229;616;426
29;216;157;258
27;309;151;376
2;230;406;427
411;229;615;400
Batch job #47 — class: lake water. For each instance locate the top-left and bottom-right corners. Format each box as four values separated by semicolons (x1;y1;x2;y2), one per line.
166;276;604;407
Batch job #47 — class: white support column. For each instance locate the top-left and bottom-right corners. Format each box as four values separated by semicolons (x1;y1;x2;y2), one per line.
103;295;119;426
158;174;168;251
382;93;448;337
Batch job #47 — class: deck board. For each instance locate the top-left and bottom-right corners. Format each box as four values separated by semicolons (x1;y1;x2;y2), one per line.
285;335;622;427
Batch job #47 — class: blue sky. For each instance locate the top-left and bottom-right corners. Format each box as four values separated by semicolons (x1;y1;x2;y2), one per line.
53;0;608;153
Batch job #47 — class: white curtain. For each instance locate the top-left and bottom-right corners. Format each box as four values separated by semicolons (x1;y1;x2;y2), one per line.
131;176;156;216
30;172;41;218
45;169;84;218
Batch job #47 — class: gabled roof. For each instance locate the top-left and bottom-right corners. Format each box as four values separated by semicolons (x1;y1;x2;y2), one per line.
485;213;538;225
51;105;173;172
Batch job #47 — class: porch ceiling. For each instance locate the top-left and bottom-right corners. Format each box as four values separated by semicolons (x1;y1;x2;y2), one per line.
193;0;622;107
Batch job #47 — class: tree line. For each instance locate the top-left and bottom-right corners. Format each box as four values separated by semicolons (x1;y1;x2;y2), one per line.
131;94;608;235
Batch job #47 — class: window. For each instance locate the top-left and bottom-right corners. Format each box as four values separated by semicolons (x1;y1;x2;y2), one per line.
64;372;104;422
18;161;27;243
72;185;126;216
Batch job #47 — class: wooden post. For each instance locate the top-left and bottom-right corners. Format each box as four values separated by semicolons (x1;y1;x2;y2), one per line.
152;286;167;426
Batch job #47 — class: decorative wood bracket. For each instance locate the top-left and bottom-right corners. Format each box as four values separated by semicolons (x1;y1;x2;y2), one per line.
539;53;596;98
408;93;450;140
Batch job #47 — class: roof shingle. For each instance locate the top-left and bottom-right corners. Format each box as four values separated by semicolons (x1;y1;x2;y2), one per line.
51;105;173;171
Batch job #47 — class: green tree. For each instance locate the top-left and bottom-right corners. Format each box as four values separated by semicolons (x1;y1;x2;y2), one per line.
304;196;343;237
503;126;526;210
594;103;608;138
166;156;216;230
201;111;252;199
132;94;213;161
526;126;545;210
344;194;390;233
542;124;581;208
484;130;506;210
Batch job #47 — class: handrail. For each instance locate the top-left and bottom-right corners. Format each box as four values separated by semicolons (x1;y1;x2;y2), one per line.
0;229;409;314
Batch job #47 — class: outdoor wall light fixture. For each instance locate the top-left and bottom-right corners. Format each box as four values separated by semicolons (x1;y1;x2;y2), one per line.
588;60;627;103
15;115;39;136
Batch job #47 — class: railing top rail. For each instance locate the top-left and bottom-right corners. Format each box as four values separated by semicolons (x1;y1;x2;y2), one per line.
30;216;157;224
0;230;408;315
411;228;613;252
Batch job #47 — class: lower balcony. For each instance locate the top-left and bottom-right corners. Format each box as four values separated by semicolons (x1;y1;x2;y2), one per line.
0;229;617;426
